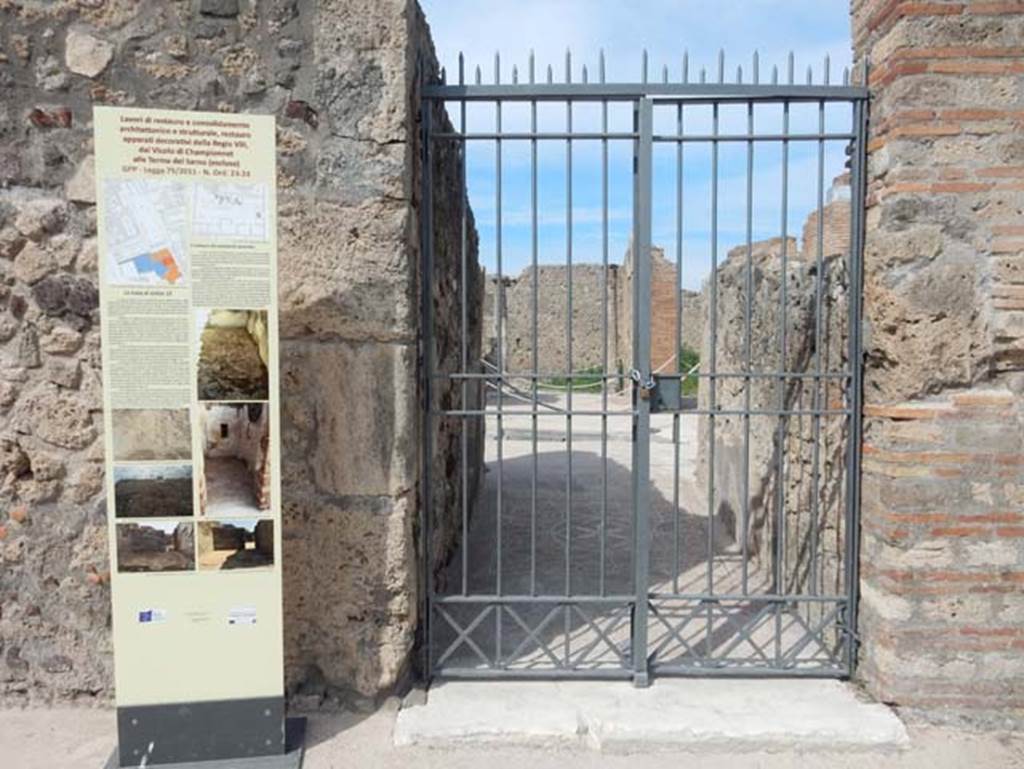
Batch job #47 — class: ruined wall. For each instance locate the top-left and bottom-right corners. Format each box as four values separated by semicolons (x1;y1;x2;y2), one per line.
851;0;1024;722
0;0;475;708
619;245;704;371
488;264;620;374
697;231;850;600
483;247;704;378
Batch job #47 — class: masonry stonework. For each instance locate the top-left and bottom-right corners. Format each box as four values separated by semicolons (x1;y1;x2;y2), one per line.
483;247;704;378
0;0;1020;728
851;0;1024;722
0;0;478;708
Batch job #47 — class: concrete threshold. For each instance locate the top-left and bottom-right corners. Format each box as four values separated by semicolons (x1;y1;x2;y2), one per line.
394;679;910;753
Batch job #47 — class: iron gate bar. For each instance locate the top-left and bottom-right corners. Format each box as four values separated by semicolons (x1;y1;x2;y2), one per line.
420;49;868;683
423;84;866;100
811;98;827;596
845;96;869;674
774;94;791;667
631;97;653;687
600;69;610;600
742;95;754;597
459;56;469;599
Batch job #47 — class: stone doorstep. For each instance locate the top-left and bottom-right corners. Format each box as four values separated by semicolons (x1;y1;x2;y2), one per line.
393;679;910;754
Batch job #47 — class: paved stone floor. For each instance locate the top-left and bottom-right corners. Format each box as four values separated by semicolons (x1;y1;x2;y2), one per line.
2;703;1022;769
434;390;840;673
197;326;269;401
205;456;262;517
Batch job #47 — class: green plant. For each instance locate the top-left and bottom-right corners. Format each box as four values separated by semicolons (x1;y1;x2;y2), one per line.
543;365;605;391
679;345;700;396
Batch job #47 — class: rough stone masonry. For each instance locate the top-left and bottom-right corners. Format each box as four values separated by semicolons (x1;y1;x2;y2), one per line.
851;0;1024;724
0;0;479;708
0;0;1021;729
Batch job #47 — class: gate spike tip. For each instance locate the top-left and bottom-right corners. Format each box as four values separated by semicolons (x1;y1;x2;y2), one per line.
824;54;831;85
642;49;648;83
582;64;588;84
682;51;689;83
547;64;553;84
717;49;725;83
752;51;759;84
806;65;813;85
787;51;794;84
512;65;518;85
772;64;778;85
565;48;572;83
494;52;500;85
475;65;481;85
529;49;535;84
736;65;743;84
700;66;706;84
662;64;669;84
440;66;446;85
842;66;850;86
599;49;606;84
458;52;465;85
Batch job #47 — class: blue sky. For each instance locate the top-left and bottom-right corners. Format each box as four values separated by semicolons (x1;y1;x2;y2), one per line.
419;1;854;290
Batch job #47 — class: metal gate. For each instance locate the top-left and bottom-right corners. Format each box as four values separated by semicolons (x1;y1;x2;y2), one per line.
419;51;868;685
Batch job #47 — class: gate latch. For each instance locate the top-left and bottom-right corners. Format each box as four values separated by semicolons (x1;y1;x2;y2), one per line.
632;369;686;413
629;368;656;400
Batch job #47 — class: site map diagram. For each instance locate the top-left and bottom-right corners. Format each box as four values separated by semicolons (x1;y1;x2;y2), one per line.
104;179;189;286
191;182;269;241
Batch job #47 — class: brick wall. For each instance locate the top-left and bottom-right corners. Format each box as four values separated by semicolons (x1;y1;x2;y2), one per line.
852;0;1024;722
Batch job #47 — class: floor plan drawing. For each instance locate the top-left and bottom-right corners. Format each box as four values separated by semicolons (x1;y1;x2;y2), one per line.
191;182;269;241
103;179;188;286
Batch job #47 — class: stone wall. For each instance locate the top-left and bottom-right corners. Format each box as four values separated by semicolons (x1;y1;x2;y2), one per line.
697;230;850;600
486;264;622;374
851;0;1024;722
0;0;477;708
483;246;704;377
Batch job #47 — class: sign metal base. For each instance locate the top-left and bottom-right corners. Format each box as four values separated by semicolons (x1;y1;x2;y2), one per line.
103;715;305;769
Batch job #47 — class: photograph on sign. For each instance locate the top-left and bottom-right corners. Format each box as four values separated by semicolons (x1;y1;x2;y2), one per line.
198;519;275;571
111;407;192;461
116;521;195;574
113;464;194;518
196;309;270;401
198;402;271;517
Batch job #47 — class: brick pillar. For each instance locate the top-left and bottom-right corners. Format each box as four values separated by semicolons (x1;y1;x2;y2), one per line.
852;0;1024;718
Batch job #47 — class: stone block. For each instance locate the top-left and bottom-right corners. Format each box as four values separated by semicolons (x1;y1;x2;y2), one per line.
13;242;56;285
282;490;416;699
65;158;96;205
282;340;415;497
14;382;96;450
64;29;114;78
277;198;415;342
14;199;67;241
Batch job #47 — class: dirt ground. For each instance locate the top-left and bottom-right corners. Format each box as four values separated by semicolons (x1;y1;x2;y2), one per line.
204;456;261;516
113;477;193;518
2;703;1022;769
197;326;269;401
